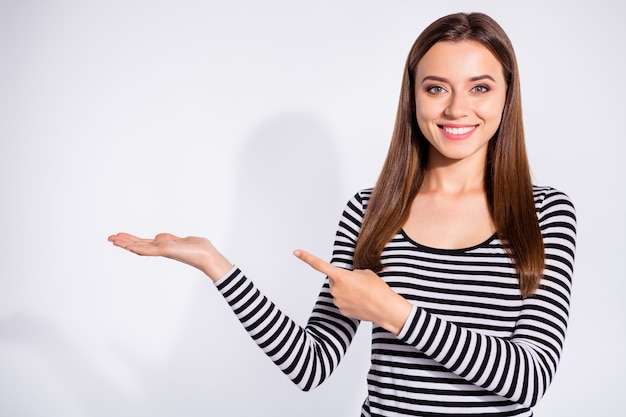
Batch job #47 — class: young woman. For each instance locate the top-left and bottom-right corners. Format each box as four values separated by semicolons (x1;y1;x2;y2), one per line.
109;12;576;416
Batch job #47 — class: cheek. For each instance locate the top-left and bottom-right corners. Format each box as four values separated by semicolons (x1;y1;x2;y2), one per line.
414;111;436;143
414;94;439;120
477;98;505;126
414;100;439;133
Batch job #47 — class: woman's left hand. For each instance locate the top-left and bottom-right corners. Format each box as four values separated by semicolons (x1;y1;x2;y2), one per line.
294;250;413;335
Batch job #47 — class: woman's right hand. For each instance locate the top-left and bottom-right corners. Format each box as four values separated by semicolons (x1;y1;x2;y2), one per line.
107;233;234;282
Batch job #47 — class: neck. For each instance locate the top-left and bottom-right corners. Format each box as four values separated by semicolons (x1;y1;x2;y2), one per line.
422;152;486;194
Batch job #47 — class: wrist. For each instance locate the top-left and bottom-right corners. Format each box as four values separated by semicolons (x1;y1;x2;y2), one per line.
202;251;234;282
378;291;413;336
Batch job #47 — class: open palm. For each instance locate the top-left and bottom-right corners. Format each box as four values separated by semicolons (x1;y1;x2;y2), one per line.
107;233;233;281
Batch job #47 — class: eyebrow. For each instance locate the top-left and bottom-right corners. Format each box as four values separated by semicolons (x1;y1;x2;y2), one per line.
420;74;497;84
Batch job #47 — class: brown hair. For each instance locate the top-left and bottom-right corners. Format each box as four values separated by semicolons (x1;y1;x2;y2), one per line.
353;12;544;298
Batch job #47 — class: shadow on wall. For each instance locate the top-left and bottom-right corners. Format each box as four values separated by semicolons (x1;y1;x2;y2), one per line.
0;112;358;417
226;111;343;279
214;111;365;415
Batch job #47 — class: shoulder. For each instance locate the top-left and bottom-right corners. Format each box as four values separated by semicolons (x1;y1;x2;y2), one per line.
532;185;577;231
337;188;373;228
353;188;373;208
532;185;575;212
332;189;374;248
342;188;373;214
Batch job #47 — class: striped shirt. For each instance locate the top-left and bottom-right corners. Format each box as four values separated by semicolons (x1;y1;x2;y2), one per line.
216;186;576;416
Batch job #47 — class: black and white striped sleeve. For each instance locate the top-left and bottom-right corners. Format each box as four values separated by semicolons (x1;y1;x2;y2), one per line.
214;192;366;391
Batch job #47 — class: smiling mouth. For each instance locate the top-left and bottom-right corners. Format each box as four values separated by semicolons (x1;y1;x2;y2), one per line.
440;125;477;135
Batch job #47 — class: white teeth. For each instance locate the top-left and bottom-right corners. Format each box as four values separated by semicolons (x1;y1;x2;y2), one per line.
443;126;475;135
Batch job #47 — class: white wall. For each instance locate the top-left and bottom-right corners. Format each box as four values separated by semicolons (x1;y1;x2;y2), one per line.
1;1;623;415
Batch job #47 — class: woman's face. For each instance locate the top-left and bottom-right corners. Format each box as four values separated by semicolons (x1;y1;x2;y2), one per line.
414;40;507;166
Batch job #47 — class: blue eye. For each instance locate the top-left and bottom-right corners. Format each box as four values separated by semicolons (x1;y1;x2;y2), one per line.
426;85;446;94
472;85;490;93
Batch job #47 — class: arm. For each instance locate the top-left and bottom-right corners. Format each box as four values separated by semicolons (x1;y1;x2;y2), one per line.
212;193;371;390
213;267;359;391
108;192;369;391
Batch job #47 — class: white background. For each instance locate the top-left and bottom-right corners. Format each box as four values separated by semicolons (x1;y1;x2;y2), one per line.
1;1;624;416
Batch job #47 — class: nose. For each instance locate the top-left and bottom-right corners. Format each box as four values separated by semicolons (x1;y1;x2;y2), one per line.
444;92;469;119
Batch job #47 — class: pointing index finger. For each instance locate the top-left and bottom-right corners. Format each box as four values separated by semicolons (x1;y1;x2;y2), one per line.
293;250;341;278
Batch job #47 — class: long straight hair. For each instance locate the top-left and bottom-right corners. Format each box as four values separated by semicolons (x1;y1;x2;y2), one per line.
353;12;544;298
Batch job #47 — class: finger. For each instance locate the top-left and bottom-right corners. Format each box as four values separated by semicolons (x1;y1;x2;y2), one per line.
108;232;135;242
108;232;151;243
293;250;342;278
108;233;146;246
108;233;134;246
